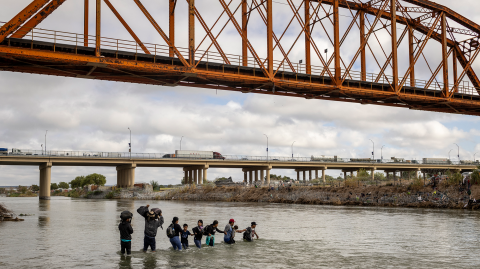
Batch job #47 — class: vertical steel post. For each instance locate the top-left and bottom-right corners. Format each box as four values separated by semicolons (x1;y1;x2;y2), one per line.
95;0;100;57
169;0;175;57
360;11;366;81
408;26;415;87
189;0;195;65
84;0;89;47
333;0;340;85
441;12;449;95
453;48;458;92
267;0;273;76
390;0;398;91
242;0;248;66
305;0;311;74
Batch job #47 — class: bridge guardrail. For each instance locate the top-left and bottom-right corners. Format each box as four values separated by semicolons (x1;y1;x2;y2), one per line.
1;149;478;167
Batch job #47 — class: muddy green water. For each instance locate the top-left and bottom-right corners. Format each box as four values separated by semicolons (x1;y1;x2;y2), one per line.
1;197;480;268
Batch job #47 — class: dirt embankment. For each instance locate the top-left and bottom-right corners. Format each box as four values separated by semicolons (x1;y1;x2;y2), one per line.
160;184;480;209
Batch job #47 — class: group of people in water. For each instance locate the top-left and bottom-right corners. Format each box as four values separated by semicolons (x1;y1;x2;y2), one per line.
118;204;259;255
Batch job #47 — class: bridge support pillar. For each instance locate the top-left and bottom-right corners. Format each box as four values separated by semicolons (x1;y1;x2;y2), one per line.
255;170;258;184
266;168;271;186
198;169;203;184
39;162;52;200
309;170;312;181
116;164;136;188
322;169;325;183
194;169;198;185
249;171;253;185
371;168;375;185
203;168;207;184
344;171;346;180
260;169;264;185
315;170;318;180
303;171;306;183
244;172;247;183
297;171;299;182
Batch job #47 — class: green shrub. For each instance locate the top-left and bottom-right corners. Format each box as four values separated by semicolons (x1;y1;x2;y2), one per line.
93;190;103;195
105;192;115;199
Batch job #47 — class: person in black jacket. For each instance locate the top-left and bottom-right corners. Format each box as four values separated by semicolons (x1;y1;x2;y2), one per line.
137;204;164;252
192;220;204;248
169;217;183;250
118;217;133;255
204;220;225;247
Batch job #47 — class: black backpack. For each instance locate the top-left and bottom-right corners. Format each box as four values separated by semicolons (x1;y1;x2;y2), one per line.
166;224;175;238
203;225;211;236
243;227;252;241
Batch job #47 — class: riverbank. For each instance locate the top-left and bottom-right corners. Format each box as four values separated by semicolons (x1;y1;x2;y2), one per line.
158;184;480;209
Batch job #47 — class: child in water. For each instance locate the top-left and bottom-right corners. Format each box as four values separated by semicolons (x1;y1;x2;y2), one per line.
118;216;133;255
180;224;193;249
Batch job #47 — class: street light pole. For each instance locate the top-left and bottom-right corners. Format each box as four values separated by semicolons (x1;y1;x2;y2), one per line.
41;144;43;155
369;139;374;160
264;134;268;161
291;141;295;159
180;136;184;150
128;127;131;158
381;145;385;161
448;149;453;162
454;143;460;161
45;130;48;155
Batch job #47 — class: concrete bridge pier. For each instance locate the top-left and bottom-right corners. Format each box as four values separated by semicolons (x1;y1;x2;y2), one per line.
39;162;52;200
184;165;208;185
260;169;264;185
116;164;136;188
249;171;253;185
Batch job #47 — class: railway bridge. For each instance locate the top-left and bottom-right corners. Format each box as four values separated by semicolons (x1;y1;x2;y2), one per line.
1;0;480;115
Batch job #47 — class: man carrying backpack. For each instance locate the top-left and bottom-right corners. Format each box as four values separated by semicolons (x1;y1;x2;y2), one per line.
166;217;183;250
204;220;226;247
243;222;259;242
137;204;164;252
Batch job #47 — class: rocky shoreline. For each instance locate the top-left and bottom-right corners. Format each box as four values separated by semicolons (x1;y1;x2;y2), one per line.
155;184;480;210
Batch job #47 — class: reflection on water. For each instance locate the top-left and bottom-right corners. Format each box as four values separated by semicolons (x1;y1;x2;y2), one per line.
1;197;480;269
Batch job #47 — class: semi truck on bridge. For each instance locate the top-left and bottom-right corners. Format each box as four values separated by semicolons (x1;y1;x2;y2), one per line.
163;150;225;160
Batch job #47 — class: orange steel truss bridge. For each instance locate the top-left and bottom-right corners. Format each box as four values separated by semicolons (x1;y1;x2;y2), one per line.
1;0;480;115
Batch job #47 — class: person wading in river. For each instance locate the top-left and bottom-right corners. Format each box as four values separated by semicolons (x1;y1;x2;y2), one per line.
243;222;259;242
118;215;133;255
167;217;183;250
137;204;164;252
192;220;204;248
204;220;225;246
224;219;242;244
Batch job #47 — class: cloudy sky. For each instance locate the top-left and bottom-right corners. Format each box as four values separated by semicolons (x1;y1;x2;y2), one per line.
0;0;479;186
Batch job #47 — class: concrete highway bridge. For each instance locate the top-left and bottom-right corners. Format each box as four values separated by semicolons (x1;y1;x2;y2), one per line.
0;150;477;199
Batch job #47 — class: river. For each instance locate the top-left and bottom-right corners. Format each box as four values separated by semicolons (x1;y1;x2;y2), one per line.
1;197;480;268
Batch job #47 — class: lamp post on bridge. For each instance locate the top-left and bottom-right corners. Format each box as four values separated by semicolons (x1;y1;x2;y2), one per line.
180;136;184;150
45;130;48;155
454;143;460;162
448;149;453;163
381;145;385;162
291;141;295;159
264;134;268;161
128;127;131;159
369;139;374;161
41;144;43;155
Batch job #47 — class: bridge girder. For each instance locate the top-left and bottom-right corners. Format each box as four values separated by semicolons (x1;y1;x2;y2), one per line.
1;0;480;116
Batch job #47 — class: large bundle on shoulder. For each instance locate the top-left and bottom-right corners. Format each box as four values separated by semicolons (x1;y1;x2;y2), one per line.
120;211;133;221
137;206;162;220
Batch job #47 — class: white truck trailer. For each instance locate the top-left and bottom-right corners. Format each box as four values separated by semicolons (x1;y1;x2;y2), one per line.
174;150;225;159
